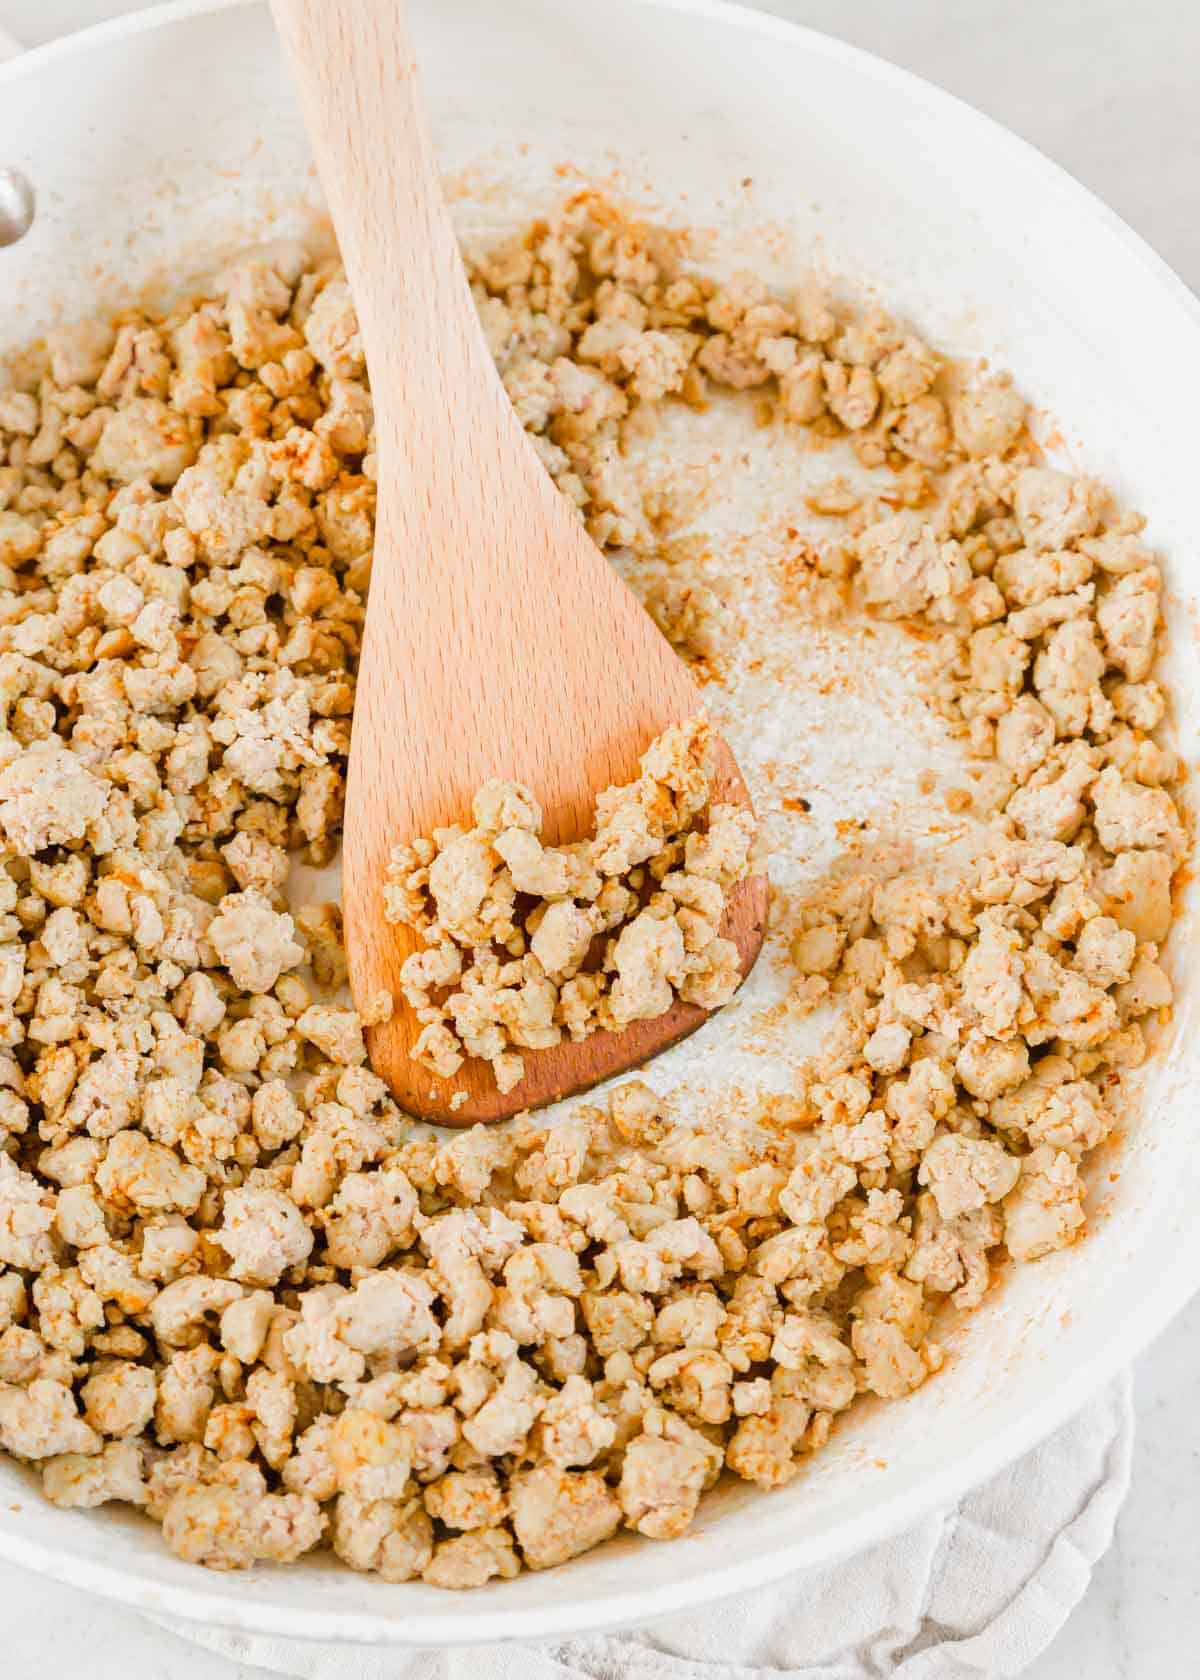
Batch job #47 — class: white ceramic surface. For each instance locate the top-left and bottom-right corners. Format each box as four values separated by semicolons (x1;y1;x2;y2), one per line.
2;0;1200;1651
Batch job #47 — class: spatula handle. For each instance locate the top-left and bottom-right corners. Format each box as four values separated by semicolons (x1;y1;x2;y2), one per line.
269;0;493;456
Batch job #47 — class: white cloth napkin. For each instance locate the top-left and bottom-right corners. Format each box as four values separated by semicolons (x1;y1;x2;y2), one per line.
155;1372;1131;1680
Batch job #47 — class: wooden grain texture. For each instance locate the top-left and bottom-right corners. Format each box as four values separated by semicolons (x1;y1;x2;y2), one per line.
270;0;768;1123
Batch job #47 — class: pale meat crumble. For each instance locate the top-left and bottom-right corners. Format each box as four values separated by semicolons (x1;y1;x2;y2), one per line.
0;194;1184;1588
384;717;755;1092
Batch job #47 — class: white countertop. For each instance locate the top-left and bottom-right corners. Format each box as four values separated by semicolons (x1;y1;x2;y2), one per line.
1;2;1197;1674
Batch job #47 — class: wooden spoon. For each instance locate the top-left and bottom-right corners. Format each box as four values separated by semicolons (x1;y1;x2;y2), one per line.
271;0;768;1125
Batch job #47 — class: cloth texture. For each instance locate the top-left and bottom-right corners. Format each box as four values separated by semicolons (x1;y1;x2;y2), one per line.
153;1373;1132;1680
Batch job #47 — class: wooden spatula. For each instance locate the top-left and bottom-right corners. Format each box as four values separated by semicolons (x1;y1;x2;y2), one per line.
271;0;768;1125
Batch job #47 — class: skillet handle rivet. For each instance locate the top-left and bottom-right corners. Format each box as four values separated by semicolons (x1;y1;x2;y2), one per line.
0;168;35;247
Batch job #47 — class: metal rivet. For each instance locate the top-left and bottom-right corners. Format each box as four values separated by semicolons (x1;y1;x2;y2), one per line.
0;168;34;248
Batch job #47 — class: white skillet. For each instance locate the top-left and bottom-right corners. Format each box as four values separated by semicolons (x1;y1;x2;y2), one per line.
0;0;1198;1648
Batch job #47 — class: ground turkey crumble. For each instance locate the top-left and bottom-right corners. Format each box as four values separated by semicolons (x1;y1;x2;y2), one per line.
0;194;1184;1587
384;716;756;1094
